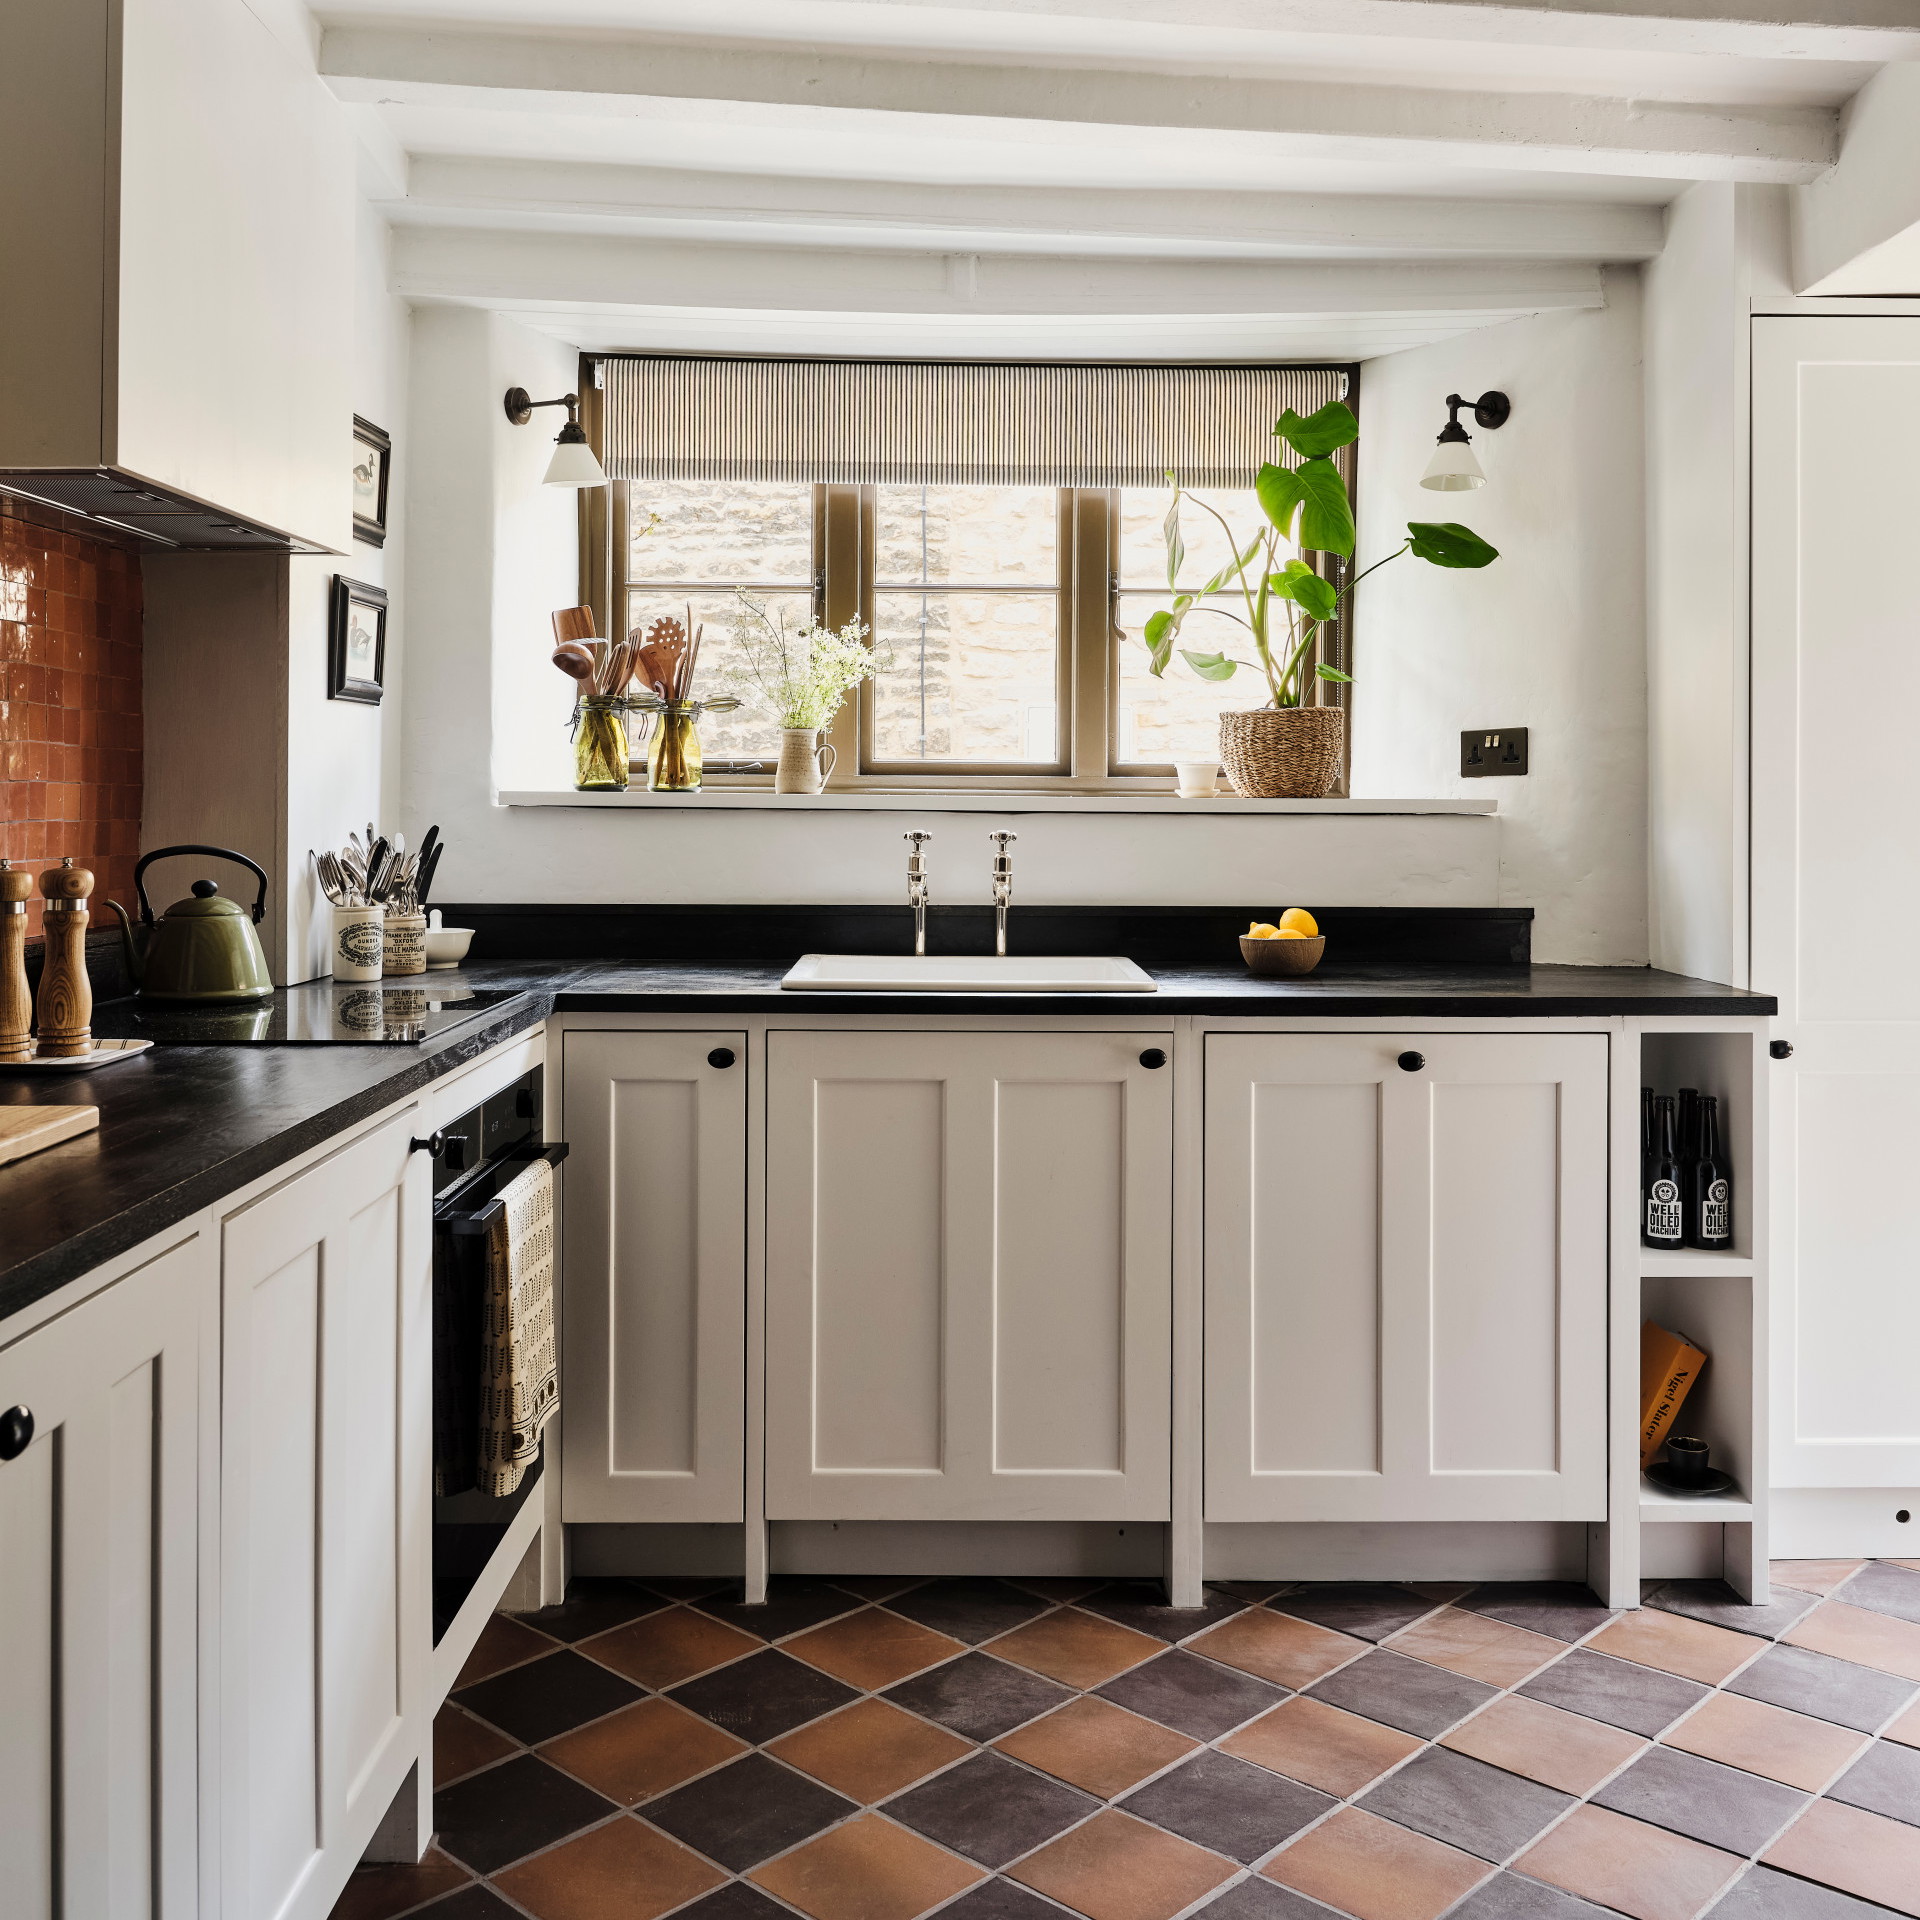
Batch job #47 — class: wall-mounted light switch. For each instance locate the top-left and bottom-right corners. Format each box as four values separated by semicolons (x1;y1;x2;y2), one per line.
1461;728;1528;776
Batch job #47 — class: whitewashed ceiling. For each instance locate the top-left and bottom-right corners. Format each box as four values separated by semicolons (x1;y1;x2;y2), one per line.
316;0;1920;354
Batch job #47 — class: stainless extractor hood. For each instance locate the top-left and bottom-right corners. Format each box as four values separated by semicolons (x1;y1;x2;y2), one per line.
0;470;335;554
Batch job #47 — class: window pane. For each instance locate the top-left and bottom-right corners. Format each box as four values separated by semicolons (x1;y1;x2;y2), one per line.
875;486;1055;587
627;589;811;766
627;481;813;584
870;591;1058;764
1114;591;1279;765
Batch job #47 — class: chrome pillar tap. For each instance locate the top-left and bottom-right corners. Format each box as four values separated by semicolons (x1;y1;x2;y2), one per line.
904;832;932;956
990;832;1018;957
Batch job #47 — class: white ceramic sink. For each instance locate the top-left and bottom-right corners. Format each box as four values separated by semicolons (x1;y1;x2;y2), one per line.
782;954;1157;993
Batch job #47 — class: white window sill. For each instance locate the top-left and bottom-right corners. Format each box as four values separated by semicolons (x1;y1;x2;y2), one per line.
496;789;1496;816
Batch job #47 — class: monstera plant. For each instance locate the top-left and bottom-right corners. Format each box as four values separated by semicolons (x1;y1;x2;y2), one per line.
1145;400;1497;709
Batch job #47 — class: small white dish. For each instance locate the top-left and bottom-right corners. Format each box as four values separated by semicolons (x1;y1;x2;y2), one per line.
1174;760;1220;798
424;926;474;970
0;1037;154;1072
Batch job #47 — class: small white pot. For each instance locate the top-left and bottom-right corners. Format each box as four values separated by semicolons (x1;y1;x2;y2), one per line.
330;904;384;982
775;728;837;795
1174;759;1220;798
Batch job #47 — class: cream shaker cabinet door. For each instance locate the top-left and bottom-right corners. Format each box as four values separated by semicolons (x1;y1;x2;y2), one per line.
219;1116;433;1920
1205;1033;1608;1524
0;1236;209;1920
561;1031;747;1523
766;1029;1173;1522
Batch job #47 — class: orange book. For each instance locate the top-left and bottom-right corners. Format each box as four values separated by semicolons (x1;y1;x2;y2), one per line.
1640;1321;1708;1468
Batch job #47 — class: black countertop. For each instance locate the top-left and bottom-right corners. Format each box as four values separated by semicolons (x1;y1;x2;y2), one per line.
0;957;1774;1327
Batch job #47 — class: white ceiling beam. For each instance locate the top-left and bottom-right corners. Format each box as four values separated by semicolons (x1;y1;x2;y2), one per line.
399;155;1665;260
1792;65;1920;291
829;0;1920;62
320;28;1836;184
390;222;1607;318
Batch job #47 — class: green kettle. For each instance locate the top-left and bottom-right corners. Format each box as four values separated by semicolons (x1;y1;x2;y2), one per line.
107;845;275;1003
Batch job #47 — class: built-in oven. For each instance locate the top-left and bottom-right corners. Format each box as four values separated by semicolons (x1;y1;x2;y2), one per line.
429;1064;566;1643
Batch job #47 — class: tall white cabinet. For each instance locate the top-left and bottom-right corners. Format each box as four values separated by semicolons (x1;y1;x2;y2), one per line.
0;1234;211;1920
1752;317;1920;1507
764;1029;1174;1521
1205;1032;1609;1523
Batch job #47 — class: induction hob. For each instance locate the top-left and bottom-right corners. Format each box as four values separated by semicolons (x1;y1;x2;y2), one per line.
91;983;525;1046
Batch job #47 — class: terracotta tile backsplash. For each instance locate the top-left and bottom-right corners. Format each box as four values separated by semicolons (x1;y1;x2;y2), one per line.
0;494;143;938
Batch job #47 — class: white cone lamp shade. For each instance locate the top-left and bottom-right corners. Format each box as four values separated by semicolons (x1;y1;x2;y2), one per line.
544;423;608;489
1421;435;1486;491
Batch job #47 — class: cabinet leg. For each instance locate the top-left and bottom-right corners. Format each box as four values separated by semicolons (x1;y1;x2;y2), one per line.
1588;1521;1638;1611
1723;1522;1770;1605
744;1514;770;1605
361;1759;432;1866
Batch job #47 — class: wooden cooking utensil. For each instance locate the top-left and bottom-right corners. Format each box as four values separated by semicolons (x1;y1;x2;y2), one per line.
35;858;94;1057
0;859;32;1061
0;1104;99;1168
551;605;596;646
553;642;594;682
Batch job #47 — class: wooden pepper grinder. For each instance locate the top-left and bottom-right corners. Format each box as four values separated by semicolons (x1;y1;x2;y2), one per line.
0;859;32;1060
35;857;94;1058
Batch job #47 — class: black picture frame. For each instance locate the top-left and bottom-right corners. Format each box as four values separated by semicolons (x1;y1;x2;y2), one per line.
329;576;387;705
352;415;391;547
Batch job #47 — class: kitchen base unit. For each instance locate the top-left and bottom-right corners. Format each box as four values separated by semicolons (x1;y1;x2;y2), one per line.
548;1006;1776;1612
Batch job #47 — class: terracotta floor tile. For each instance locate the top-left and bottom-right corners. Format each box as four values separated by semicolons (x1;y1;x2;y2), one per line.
785;1609;968;1690
1660;1691;1868;1792
1188;1608;1369;1690
435;1703;518;1785
994;1696;1198;1799
988;1610;1164;1690
1385;1610;1564;1688
1439;1694;1645;1797
328;1847;471;1920
1260;1806;1487;1920
750;1812;984;1920
540;1698;748;1804
832;1577;931;1601
1771;1562;1866;1598
588;1609;762;1689
1011;1577;1112;1604
456;1613;557;1686
767;1698;973;1804
494;1814;725;1920
1761;1798;1920;1917
1513;1804;1742;1920
1007;1808;1236;1920
1587;1609;1764;1687
1784;1600;1920;1683
1885;1696;1920;1748
1221;1696;1423;1798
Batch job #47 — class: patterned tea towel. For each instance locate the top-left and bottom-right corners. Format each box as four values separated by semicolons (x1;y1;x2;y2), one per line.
477;1155;558;1496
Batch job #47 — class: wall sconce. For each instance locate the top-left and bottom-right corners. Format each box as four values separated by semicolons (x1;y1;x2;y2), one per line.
503;388;608;488
1420;390;1510;492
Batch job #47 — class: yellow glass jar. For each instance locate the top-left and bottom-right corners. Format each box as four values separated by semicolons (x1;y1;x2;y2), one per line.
648;705;703;791
574;697;629;791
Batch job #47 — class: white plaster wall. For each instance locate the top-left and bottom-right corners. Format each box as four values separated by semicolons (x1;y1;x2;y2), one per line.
1352;269;1650;967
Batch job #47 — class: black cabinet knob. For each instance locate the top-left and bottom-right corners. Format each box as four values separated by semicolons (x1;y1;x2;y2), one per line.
1770;1040;1793;1060
408;1131;445;1156
1397;1051;1425;1072
708;1047;737;1069
0;1406;33;1462
1139;1048;1168;1069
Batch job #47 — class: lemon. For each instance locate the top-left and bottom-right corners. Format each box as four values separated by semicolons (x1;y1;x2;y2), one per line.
1278;907;1319;937
1276;927;1309;939
1247;923;1279;939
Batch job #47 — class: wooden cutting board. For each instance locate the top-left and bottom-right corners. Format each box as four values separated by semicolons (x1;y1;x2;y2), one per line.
0;1104;100;1168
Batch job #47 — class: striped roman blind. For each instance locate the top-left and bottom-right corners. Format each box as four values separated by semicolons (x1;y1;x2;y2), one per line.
600;356;1355;489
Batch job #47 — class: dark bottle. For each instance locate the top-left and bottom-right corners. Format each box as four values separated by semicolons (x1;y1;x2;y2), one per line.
1689;1095;1733;1250
1676;1087;1700;1236
1641;1087;1654;1180
1644;1095;1684;1248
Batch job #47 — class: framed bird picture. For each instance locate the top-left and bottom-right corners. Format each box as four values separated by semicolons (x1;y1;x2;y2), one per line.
352;415;391;547
329;577;388;705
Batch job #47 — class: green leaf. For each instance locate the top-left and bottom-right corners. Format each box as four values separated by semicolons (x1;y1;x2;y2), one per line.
1315;664;1354;683
1274;400;1358;458
1162;493;1185;589
1200;530;1265;596
1296;458;1356;558
1407;520;1499;568
1180;650;1242;681
1254;462;1304;539
1143;609;1176;675
1269;564;1337;621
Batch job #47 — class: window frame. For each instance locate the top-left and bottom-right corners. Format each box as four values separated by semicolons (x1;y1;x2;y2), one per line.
580;370;1356;794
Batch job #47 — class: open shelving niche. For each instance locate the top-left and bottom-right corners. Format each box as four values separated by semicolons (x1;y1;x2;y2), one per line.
1633;1025;1767;1596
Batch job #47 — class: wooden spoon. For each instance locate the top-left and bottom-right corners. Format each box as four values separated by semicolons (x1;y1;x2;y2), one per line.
552;605;596;646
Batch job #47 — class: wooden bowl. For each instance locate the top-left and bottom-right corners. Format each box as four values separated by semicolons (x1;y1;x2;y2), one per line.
1240;934;1325;976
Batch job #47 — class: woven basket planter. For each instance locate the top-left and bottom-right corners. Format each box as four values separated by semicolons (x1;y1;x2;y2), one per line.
1218;706;1345;798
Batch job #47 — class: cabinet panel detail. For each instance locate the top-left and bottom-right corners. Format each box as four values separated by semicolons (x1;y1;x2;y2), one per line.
562;1031;747;1523
767;1030;1172;1522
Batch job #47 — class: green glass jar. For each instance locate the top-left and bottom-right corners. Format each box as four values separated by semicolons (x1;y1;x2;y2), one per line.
574;697;630;791
648;705;703;791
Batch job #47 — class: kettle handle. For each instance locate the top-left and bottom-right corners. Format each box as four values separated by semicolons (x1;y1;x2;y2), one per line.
134;846;270;926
